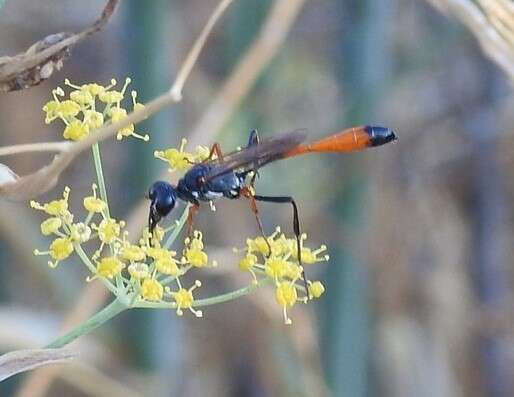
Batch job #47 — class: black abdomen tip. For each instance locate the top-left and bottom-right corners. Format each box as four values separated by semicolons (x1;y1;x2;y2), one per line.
365;125;397;147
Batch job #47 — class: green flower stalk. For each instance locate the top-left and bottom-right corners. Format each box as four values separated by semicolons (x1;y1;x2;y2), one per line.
32;78;329;349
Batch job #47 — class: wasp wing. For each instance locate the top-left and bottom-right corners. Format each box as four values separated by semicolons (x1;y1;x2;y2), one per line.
203;130;307;182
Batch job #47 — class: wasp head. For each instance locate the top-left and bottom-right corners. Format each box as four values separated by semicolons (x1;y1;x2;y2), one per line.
147;181;177;236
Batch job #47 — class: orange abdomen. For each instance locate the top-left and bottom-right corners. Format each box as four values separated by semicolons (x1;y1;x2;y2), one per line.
284;125;396;158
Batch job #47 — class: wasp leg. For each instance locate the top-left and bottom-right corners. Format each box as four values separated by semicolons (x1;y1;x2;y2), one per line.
148;205;160;245
186;202;200;237
252;194;310;299
207;142;224;161
240;187;273;258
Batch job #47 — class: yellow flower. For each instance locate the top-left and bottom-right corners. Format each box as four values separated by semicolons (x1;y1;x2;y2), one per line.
40;217;62;236
70;89;93;105
99;90;124;104
275;282;298;325
120;244;146;262
265;256;290;280
184;231;211;268
42;100;60;123
171;280;202;317
83;184;106;213
239;253;258;284
97;218;123;244
63;120;89;141
58;100;81;117
30;187;70;216
81;83;106;96
49;237;74;260
141;278;164;301
128;262;150;280
185;249;208;268
96;256;124;279
145;247;171;260
128;263;149;279
155;255;180;276
247;236;271;255
69;222;92;243
239;253;257;271
154;138;195;172
83;110;104;129
308;281;325;299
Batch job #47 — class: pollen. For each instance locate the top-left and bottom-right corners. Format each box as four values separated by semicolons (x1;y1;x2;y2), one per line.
96;256;124;279
141;278;164;301
40;217;62;236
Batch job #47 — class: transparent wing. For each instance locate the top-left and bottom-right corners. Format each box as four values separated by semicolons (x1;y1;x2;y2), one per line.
203;130;307;181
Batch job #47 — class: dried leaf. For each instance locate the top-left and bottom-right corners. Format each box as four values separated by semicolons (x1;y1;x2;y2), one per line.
0;0;119;92
0;163;18;184
0;151;73;200
0;348;76;382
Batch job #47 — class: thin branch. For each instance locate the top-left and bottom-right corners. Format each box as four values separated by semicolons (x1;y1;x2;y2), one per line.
428;0;514;82
0;142;70;157
170;0;234;100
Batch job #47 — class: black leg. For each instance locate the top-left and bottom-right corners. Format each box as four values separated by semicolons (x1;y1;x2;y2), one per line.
253;194;309;297
148;205;160;245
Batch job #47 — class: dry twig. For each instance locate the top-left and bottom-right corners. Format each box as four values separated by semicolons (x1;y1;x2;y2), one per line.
0;0;119;92
428;0;514;82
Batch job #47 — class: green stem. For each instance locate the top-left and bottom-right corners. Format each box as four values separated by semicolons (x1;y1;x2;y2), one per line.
134;278;270;309
163;203;190;248
91;143;110;218
46;299;128;348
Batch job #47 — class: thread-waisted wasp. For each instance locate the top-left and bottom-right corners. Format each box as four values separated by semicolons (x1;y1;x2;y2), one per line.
147;125;397;294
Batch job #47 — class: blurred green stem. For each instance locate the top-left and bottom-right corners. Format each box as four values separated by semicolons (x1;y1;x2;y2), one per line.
91;143;110;218
45;278;271;348
46;298;128;348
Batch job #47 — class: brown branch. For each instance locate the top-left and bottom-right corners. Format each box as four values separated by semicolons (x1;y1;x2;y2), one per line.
0;0;119;92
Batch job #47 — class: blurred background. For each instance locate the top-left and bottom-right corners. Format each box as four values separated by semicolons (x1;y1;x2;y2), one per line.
1;0;514;396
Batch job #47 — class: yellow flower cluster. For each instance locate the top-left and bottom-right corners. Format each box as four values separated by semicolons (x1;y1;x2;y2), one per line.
32;188;216;318
235;227;328;324
154;138;211;173
42;78;148;142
